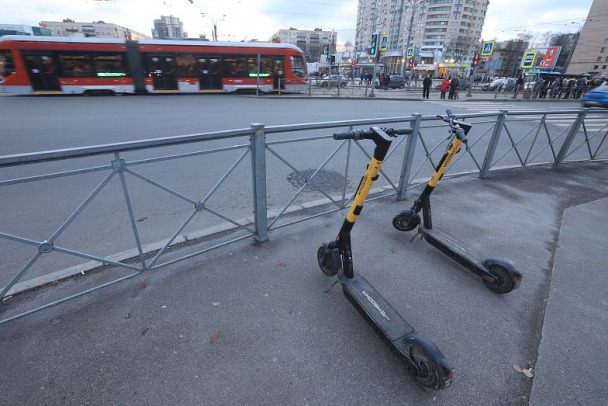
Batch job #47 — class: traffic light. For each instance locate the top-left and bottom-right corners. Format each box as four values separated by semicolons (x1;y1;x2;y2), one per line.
351;60;356;68
472;53;480;67
324;45;329;58
408;58;413;68
370;33;378;56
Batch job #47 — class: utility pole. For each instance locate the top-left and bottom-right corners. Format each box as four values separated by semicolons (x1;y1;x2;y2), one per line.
404;0;416;89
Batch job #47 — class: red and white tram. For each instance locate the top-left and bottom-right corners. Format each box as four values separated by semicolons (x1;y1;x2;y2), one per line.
0;36;308;95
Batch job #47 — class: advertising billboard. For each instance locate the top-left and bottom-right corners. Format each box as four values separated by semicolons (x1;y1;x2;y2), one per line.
520;47;562;69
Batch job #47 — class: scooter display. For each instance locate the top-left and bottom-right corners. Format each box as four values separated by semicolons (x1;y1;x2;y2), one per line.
317;126;454;391
392;110;523;294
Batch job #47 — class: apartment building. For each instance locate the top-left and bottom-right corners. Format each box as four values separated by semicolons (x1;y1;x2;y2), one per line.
39;20;149;40
566;0;608;77
271;28;337;63
152;15;188;39
355;0;488;76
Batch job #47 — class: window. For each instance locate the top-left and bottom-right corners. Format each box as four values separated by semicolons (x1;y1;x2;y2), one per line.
290;55;306;77
175;54;196;77
602;47;607;53
59;53;94;77
603;65;607;69
0;50;16;81
594;65;599;69
222;56;249;78
92;53;129;77
597;57;603;62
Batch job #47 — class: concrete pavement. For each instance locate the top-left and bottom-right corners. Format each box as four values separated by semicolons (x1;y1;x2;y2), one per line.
0;160;607;405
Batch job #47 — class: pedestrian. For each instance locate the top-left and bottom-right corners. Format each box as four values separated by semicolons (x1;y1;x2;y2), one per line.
383;72;391;90
532;77;544;99
440;76;450;99
422;74;432;99
450;76;460;99
512;75;524;98
379;73;384;90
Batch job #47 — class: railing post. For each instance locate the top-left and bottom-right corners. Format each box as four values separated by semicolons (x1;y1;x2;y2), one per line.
553;109;588;167
250;123;268;242
397;113;422;200
480;110;508;178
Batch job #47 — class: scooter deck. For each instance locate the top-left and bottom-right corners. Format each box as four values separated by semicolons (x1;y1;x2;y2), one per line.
420;225;487;277
338;270;415;342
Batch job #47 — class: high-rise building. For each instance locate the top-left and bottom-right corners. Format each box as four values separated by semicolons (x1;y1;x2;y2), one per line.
271;28;337;63
355;0;489;76
566;0;608;77
39;20;149;39
152;15;188;39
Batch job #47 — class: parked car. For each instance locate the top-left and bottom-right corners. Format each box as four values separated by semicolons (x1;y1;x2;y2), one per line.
375;75;406;89
582;84;608;108
319;74;348;88
482;78;517;92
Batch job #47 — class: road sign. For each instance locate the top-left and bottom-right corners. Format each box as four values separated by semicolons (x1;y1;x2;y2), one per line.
406;47;414;57
481;41;495;56
380;34;389;51
521;51;537;69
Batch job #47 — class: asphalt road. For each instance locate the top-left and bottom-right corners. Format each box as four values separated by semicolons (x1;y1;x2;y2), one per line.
0;95;596;288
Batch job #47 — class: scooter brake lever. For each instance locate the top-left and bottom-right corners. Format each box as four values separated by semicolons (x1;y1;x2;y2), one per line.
382;128;398;137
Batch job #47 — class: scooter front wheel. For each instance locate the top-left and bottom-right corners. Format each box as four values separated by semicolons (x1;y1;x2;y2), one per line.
409;343;445;391
482;263;515;294
317;243;341;276
392;209;420;232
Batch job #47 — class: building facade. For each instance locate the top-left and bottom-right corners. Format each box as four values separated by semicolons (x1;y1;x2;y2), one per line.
39;21;149;40
271;28;337;63
355;0;489;77
152;15;188;39
566;0;608;77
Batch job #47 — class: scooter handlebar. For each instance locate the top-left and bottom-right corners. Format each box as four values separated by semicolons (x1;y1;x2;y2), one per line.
333;127;413;140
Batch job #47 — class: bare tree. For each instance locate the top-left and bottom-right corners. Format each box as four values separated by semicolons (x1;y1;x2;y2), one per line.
443;36;476;63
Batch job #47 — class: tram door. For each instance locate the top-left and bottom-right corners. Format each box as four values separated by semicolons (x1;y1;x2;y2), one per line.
198;57;222;90
146;55;178;90
23;54;60;91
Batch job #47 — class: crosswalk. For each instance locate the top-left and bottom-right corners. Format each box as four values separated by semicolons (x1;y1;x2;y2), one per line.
426;100;608;132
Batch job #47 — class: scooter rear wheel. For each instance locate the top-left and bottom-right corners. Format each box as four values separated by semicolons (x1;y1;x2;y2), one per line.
409;344;444;391
482;263;514;294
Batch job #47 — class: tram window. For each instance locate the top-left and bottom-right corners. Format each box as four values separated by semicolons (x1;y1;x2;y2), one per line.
223;56;248;78
0;50;16;82
59;53;94;77
290;55;306;77
176;54;196;77
92;53;128;77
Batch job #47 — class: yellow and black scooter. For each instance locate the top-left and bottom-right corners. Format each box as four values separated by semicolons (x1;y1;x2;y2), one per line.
317;126;454;391
392;110;523;293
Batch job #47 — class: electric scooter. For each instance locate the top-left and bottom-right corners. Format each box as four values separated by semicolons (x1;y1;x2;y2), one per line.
392;110;523;294
317;126;454;391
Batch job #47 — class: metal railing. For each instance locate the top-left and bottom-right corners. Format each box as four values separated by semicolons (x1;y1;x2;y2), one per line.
1;108;607;323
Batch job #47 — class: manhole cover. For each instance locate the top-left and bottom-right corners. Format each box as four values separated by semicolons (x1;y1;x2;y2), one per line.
287;169;349;193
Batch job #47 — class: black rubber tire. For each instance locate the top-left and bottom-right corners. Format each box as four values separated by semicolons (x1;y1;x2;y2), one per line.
409;344;443;391
317;245;340;276
482;263;514;294
392;212;420;232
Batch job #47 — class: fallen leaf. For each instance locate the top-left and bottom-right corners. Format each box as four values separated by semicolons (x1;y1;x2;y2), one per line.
275;262;286;267
208;332;221;342
136;216;148;222
523;368;534;378
137;282;147;288
51;280;59;285
388;248;396;254
512;365;523;373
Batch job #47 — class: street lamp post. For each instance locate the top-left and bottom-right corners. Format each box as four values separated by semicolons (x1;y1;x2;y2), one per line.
201;13;226;41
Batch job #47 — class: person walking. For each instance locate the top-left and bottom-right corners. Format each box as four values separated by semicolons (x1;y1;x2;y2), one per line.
440;77;450;99
512;75;524;98
422;74;432;99
450;76;460;99
383;73;391;90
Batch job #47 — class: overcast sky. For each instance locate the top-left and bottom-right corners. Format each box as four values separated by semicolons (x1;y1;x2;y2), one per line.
0;0;594;46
